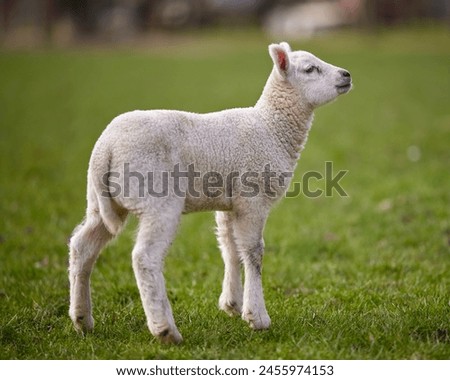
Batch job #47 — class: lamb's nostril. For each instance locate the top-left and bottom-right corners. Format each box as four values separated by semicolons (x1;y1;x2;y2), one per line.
341;70;351;78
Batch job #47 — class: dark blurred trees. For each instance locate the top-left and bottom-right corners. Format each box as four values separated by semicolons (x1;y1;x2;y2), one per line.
1;0;449;43
364;0;449;26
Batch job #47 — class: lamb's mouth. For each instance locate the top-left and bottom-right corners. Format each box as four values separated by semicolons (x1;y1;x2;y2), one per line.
336;83;352;94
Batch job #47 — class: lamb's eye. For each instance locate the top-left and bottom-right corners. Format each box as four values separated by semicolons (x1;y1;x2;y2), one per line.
305;66;316;74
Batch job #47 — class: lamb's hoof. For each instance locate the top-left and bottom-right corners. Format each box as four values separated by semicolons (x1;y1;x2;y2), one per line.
156;328;183;345
242;310;271;330
219;296;243;317
71;314;94;333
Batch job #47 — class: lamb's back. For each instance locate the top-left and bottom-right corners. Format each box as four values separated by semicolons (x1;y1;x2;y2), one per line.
98;108;273;173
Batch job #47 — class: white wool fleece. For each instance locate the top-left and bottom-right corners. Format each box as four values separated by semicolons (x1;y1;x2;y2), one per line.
69;42;352;344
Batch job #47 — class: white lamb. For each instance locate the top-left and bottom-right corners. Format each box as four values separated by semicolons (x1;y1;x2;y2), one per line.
68;42;352;344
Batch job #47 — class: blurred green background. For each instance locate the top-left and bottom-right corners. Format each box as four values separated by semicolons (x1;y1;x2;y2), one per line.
0;0;449;360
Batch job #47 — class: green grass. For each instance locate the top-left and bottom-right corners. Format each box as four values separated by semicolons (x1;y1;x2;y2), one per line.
0;26;449;359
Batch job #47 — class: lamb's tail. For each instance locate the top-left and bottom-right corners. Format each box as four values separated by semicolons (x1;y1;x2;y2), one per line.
87;146;124;236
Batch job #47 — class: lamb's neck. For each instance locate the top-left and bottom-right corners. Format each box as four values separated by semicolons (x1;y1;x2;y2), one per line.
255;72;314;161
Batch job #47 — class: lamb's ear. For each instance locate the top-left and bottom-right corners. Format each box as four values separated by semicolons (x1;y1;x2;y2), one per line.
269;42;291;77
279;42;292;53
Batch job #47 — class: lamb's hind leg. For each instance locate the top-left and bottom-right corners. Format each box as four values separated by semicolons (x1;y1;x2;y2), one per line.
132;207;183;344
69;214;114;332
216;211;243;316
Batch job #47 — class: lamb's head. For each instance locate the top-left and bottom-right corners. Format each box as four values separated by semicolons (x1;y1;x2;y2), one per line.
268;42;352;108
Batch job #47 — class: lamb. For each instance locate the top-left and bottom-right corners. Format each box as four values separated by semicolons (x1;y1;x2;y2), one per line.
68;42;352;344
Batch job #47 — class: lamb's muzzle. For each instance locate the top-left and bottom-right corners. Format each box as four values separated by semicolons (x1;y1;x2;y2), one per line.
336;69;352;94
68;41;352;344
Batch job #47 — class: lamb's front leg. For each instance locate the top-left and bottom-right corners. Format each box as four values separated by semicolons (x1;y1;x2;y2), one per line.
216;211;243;316
233;211;271;330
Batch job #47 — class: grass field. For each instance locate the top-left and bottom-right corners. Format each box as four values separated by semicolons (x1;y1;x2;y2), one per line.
0;26;449;359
